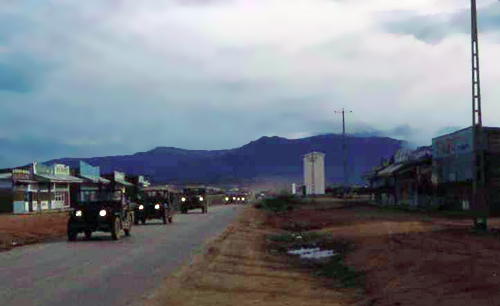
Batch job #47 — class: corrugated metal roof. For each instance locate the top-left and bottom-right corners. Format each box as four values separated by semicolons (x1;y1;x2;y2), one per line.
115;178;133;186
0;173;12;180
377;163;404;177
79;174;110;184
36;174;84;183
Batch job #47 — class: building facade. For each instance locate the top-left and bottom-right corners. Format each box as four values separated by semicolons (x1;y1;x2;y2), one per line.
303;152;326;195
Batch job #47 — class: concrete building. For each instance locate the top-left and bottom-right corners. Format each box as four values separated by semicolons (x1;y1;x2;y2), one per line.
303;152;326;195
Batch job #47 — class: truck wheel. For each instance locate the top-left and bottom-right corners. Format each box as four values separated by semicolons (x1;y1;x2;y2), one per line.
111;217;121;240
124;214;132;236
162;211;167;224
68;229;77;242
141;218;146;225
67;221;77;241
134;214;139;225
84;230;92;239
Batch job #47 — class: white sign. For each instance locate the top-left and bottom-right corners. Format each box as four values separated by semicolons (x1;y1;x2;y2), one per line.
54;164;70;175
115;171;125;181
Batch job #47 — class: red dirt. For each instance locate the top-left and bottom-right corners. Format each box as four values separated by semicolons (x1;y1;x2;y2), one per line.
0;212;68;251
266;203;500;306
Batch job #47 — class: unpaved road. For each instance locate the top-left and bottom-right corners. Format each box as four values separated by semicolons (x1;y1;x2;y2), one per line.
0;205;243;306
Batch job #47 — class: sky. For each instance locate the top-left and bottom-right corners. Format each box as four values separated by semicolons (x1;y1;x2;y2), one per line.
1;0;500;168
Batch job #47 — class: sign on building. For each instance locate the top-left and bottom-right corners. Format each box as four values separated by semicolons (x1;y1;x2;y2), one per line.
33;163;54;176
432;127;473;159
394;148;412;164
12;169;32;180
115;171;125;182
79;161;100;178
54;164;70;175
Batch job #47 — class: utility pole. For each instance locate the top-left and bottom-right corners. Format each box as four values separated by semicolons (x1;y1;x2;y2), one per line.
311;153;315;195
470;0;487;230
335;108;353;196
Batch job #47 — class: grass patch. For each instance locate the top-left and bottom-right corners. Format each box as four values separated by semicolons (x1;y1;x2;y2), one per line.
254;195;301;213
313;256;365;288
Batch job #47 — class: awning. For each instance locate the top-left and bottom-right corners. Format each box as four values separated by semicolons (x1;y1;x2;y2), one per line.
79;174;110;184
114;178;133;186
377;164;404;177
35;174;84;183
0;173;12;180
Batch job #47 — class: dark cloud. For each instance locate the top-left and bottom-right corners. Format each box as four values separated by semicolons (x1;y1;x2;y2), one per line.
0;135;131;168
381;3;500;43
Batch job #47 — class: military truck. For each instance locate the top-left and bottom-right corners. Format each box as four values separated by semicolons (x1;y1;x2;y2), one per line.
223;193;236;204
133;187;175;225
67;188;134;241
179;186;208;214
234;193;249;204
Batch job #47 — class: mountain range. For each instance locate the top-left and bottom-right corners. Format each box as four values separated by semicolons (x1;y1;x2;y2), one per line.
41;133;405;188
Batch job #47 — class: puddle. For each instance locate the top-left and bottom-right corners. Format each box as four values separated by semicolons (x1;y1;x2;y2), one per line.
288;247;337;259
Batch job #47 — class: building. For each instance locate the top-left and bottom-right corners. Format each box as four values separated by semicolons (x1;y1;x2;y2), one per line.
393;146;434;209
0;168;39;213
33;163;84;210
71;161;110;206
432;126;500;212
303;152;326;195
103;171;134;193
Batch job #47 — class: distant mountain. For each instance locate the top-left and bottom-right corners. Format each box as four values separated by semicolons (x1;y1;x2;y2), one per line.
43;133;404;186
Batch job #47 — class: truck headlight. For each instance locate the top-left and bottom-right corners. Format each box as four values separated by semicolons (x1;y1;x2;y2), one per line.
181;197;186;202
99;210;107;217
199;197;204;201
139;205;144;210
233;197;236;200
242;197;245;201
225;197;229;201
75;210;82;217
155;204;160;210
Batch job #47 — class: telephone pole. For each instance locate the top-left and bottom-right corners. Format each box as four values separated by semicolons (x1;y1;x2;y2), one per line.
470;0;487;229
335;108;353;196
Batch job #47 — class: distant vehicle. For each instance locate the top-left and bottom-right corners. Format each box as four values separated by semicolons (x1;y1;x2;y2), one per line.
234;193;249;204
67;189;133;241
223;194;236;204
132;189;175;225
180;186;208;214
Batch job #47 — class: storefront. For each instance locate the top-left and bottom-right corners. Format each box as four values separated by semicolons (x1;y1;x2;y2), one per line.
33;163;83;210
0;168;38;214
71;161;110;206
432;126;500;212
103;171;133;193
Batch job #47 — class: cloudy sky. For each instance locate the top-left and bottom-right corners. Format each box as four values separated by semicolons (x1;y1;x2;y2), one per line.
1;0;500;167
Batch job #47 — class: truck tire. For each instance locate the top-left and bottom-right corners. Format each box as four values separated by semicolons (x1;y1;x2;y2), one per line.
162;211;167;224
134;213;139;225
84;230;92;239
111;217;121;240
124;214;132;236
67;228;77;242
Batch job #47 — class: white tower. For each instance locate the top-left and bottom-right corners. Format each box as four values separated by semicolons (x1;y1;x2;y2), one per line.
303;152;325;195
